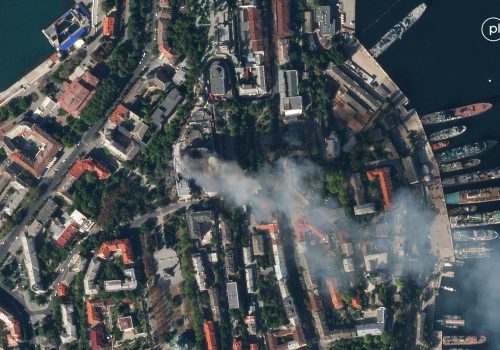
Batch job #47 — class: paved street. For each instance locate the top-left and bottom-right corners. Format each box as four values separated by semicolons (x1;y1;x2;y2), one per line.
0;1;163;323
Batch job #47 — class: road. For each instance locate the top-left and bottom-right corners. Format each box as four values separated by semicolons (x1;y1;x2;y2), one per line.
0;4;164;322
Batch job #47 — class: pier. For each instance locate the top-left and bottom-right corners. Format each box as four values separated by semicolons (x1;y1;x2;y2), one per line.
349;44;454;262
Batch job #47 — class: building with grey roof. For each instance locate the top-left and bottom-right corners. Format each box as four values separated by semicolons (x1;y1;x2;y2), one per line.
343;258;355;273
226;281;240;309
208;288;221;321
402;156;419;185
187;210;214;240
104;268;138;292
21;234;44;294
252;235;265;256
224;249;236;275
209;61;228;97
354;203;376;216
60;304;77;344
152;88;183;127
325;130;341;159
192;254;208;291
245;267;256;293
278;70;303;117
314;6;335;36
83;257;103;296
339;0;356;33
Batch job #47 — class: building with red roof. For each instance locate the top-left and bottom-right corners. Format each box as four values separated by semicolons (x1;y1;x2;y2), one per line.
108;104;129;125
366;167;393;209
247;8;264;53
203;321;217;350
97;239;135;265
325;278;343;310
249;344;259;350
58;71;100;117
351;296;362;310
1;123;62;178
55;223;79;247
103;16;115;37
86;300;102;325
274;0;292;38
56;282;69;297
89;326;105;350
157;20;178;65
255;223;279;235
69;158;111;180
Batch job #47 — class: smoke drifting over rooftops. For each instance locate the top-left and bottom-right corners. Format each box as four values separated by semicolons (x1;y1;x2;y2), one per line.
181;154;435;278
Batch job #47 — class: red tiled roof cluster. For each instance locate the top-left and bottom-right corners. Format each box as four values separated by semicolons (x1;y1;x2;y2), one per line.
58;71;100;117
89;326;105;350
97;239;135;264
69;158;111;180
203;321;217;350
56;223;79;247
103;16;115;37
366;167;393;209
274;0;292;38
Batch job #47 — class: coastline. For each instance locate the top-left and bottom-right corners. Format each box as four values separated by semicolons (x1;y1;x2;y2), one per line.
0;56;57;107
352;44;453;262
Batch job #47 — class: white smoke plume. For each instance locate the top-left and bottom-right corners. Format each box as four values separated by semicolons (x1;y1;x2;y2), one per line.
182;154;435;279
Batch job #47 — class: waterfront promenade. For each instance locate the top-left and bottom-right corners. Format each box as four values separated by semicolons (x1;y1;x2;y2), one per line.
0;57;55;106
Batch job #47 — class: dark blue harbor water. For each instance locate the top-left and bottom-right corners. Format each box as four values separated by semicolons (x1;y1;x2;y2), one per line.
0;0;72;91
358;0;500;348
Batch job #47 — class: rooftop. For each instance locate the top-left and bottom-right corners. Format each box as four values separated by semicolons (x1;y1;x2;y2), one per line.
69;157;111;180
227;281;240;309
2;123;62;178
97;239;135;264
58;71;100;117
203;321;217;350
103;16;115;37
274;0;292;37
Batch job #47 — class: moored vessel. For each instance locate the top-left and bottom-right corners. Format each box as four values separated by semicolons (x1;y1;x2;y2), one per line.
370;3;427;57
440;159;481;173
453;229;498;242
446;186;500;204
440;285;455;292
421;103;492;125
442;167;500;187
429;125;467;142
432;140;449;151
442;335;486;346
436;141;496;164
436;315;465;328
454;246;492;259
448;205;477;216
449;210;500;228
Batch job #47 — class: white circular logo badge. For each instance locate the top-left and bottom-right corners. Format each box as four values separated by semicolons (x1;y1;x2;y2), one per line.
482;17;500;42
